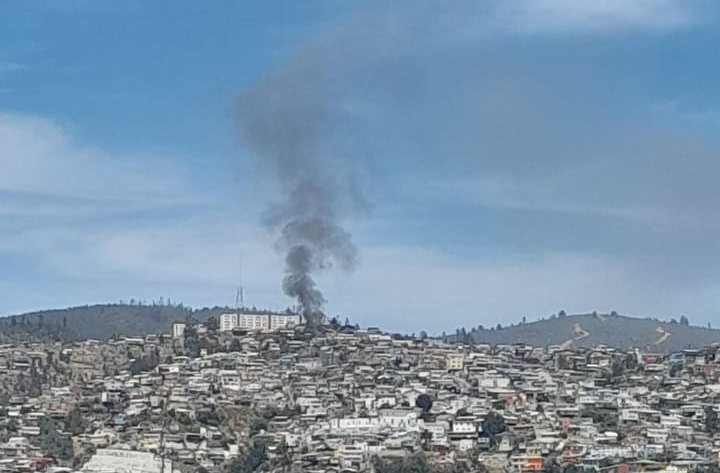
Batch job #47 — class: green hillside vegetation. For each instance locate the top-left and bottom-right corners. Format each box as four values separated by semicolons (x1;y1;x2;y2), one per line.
4;304;720;352
452;312;720;352
0;303;232;342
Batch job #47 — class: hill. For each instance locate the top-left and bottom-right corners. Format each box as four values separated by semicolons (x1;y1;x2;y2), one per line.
0;304;232;342
463;313;720;352
4;305;720;352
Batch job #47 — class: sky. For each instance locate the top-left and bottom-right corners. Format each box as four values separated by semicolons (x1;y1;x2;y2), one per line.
2;0;720;333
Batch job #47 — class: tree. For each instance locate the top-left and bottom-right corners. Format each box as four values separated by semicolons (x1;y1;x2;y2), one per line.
558;310;567;318
225;441;267;473
28;364;43;397
129;355;159;375
372;452;432;473
197;405;223;426
680;315;689;326
184;324;201;358
415;394;433;413
611;359;625;378
696;464;720;473
496;323;502;330
245;442;267;471
39;417;74;461
73;443;96;469
583;407;619;431
564;465;583;473
481;411;506;438
706;406;719;434
624;353;638;371
543;455;562;473
66;406;85;435
206;316;219;332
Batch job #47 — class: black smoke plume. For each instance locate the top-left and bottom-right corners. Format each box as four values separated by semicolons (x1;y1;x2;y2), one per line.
237;51;362;327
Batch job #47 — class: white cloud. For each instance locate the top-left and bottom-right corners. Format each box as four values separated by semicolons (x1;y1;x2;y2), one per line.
7;212;711;333
0;112;204;222
0;218;289;314
0;111;245;313
0;112;297;316
320;243;720;333
1;120;716;329
0;113;188;203
443;172;720;233
494;0;696;33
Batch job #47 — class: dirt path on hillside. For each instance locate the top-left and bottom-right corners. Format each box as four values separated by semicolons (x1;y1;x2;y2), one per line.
653;326;672;346
559;323;590;349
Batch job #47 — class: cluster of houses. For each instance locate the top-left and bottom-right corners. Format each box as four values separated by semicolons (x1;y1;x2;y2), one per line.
1;314;720;473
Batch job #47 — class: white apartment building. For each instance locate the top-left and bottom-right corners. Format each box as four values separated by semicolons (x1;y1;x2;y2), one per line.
80;449;172;473
446;354;464;371
172;322;186;338
220;313;236;332
219;312;302;332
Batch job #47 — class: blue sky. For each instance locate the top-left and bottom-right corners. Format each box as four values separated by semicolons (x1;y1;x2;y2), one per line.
2;0;720;332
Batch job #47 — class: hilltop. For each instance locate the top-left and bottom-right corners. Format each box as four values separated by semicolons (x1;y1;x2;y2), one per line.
0;304;232;342
3;305;720;352
462;312;720;352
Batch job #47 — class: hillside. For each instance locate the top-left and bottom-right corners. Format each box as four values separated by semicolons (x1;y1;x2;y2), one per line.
0;304;232;342
4;305;720;352
465;313;720;352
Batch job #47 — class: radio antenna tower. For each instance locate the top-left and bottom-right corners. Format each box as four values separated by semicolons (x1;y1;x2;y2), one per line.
236;254;245;314
236;286;244;310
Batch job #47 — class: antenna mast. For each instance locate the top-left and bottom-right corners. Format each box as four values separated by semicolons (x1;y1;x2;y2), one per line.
236;254;245;313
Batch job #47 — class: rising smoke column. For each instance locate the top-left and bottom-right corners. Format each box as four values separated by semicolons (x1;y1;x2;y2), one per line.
237;51;362;326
